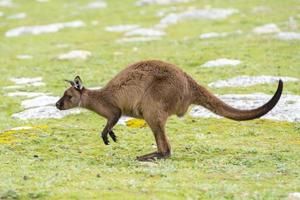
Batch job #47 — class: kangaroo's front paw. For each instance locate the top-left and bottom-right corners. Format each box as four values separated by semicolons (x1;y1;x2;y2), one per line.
109;130;117;142
101;133;109;145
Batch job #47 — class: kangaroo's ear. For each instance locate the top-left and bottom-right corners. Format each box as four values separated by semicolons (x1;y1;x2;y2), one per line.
65;79;75;86
74;76;83;90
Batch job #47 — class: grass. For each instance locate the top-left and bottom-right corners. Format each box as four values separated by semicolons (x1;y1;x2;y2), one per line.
0;0;300;199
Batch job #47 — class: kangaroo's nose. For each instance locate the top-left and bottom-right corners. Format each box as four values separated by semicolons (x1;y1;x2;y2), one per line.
56;101;62;109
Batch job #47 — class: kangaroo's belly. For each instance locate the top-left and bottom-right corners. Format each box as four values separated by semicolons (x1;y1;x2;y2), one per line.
114;85;145;118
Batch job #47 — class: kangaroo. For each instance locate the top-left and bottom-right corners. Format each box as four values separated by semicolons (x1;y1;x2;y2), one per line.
56;60;283;161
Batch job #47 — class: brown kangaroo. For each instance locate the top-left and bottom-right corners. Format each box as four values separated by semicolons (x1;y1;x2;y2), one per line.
56;60;283;161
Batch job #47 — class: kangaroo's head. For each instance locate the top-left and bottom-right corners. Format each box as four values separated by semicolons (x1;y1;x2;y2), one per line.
56;76;84;110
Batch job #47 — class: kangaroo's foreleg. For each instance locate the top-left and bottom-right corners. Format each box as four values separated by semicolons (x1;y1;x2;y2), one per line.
100;108;121;145
109;130;117;142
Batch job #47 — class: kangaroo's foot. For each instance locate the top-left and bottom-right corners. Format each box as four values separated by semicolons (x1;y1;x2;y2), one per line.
100;130;117;145
137;151;170;162
101;133;109;145
109;130;117;142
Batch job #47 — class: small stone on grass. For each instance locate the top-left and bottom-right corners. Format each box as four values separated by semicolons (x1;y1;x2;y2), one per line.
58;50;91;60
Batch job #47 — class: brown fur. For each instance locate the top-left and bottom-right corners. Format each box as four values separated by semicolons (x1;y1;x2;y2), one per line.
56;60;283;161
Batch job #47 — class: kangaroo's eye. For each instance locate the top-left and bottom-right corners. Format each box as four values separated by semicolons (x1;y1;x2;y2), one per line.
66;95;72;99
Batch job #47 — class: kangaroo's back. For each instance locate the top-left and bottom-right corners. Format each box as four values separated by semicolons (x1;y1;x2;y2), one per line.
102;60;192;117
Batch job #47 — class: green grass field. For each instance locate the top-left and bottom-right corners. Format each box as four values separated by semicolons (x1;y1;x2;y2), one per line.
0;0;300;199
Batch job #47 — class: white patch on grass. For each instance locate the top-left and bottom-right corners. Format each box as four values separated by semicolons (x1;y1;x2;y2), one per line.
196;133;206;139
117;116;133;125
288;192;300;200
0;12;4;17
159;8;238;27
113;26;165;43
209;75;298;88
7;12;26;20
189;93;300;122
199;30;242;39
5;20;85;37
156;10;168;17
124;28;165;37
13;106;81;120
136;0;190;6
10;77;43;85
139;162;157;167
8;126;34;131
202;58;241;67
21;95;59;109
6;75;84;120
29;82;45;87
7;77;45;89
253;23;280;34
87;1;107;9
0;0;13;7
252;6;271;13
2;85;24;90
199;32;228;39
276;32;300;41
6;92;47;98
155;6;180;17
11;93;82;120
116;36;161;43
58;50;91;60
105;24;140;32
17;55;33;59
36;0;49;2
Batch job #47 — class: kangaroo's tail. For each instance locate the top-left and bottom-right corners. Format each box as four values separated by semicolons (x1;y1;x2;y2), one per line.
189;78;283;121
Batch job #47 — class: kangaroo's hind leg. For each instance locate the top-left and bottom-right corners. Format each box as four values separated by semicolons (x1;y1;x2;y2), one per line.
137;110;171;162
